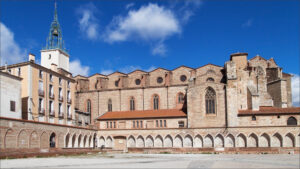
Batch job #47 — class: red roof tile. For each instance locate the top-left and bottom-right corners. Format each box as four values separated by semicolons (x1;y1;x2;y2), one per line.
97;109;187;120
238;107;300;116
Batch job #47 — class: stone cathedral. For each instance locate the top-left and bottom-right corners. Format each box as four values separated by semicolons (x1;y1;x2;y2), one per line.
0;3;299;154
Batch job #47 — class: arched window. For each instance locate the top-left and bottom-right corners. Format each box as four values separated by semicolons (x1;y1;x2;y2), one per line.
108;99;112;112
178;93;184;104
130;97;135;111
87;100;91;113
153;95;159;110
287;117;297;126
205;87;216;114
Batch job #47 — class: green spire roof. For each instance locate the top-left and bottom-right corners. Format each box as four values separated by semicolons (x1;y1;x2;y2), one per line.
43;2;68;53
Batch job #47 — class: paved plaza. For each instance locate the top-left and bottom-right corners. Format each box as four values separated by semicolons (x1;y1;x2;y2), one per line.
1;153;299;168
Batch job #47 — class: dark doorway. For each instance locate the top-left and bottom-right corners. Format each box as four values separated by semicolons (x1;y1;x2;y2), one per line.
50;133;56;148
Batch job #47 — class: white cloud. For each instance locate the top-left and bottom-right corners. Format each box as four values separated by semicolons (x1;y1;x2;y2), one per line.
242;19;253;28
100;69;113;75
125;3;134;9
152;42;166;56
105;3;180;43
0;22;26;65
77;3;99;40
291;74;300;107
69;59;90;76
178;0;202;23
120;65;141;73
146;65;156;72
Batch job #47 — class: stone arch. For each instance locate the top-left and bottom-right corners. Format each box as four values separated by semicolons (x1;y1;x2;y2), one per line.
127;135;136;148
287;116;297;126
164;135;173;148
284;133;295;147
225;134;235;147
248;133;258;147
236;133;247;147
4;129;16;148
65;133;70;148
78;134;83;148
49;132;57;148
40;132;49;148
72;134;77;148
259;133;270;147
214;134;224;148
99;136;105;148
106;136;113;148
83;135;87;148
174;135;183;148
17;130;29;148
271;133;283;147
204;134;214;147
145;135;154;147
30;131;39;148
183;135;193;148
89;135;92;147
194;135;203;148
136;135;145;147
154;135;163;147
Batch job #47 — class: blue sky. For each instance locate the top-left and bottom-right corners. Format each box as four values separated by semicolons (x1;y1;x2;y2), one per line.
1;0;299;105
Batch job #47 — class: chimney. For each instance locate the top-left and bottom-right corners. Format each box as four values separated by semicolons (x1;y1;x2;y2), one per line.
29;53;35;62
51;63;57;72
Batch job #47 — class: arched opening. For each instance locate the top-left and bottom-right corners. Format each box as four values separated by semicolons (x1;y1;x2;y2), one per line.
93;133;97;148
287;117;297;126
154;135;163;147
183;135;193;148
30;131;39;148
65;133;70;148
86;100;91;113
204;134;214;147
145;136;154;147
108;99;112;112
89;136;92;147
18;130;28;148
178;93;185;104
40;132;49;148
106;136;113;148
49;133;56;148
127;136;136;147
236;133;247;147
174;135;183;148
284;133;295;147
78;134;82;148
99;137;105;148
215;134;224;148
248;133;258;147
164;135;173;148
130;97;135;111
137;136;145;147
225;134;235;147
194;135;203;148
72;134;76;148
153;95;159;110
260;133;270;147
272;133;282;147
205;87;216;114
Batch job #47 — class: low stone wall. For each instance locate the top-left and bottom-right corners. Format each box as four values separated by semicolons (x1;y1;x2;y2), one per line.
128;147;300;154
0;117;97;149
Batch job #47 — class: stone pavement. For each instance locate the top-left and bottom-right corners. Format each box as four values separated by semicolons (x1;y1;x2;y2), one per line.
1;153;299;168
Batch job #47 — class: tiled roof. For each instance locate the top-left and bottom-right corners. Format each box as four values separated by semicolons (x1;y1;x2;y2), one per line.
97;109;187;120
238;107;300;116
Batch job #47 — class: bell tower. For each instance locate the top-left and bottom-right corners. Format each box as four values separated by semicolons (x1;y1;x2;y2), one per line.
41;2;69;71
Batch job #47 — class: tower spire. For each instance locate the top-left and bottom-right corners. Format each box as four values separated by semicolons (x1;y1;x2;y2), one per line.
43;1;68;54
